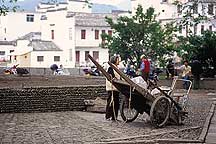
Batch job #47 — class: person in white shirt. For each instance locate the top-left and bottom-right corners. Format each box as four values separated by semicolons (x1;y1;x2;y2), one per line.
179;60;191;90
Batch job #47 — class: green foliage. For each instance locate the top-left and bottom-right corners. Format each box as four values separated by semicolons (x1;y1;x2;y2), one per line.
0;0;19;16
102;5;177;68
177;31;216;77
174;0;208;36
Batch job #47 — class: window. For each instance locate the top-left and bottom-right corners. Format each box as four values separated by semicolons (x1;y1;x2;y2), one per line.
0;51;5;55
95;30;99;39
26;14;34;22
193;4;198;14
75;51;80;63
208;4;214;15
201;25;204;34
4;28;6;34
194;24;197;35
14;56;17;61
162;0;167;2
69;49;73;61
69;28;73;40
81;30;86;39
85;51;89;61
177;5;182;14
51;30;54;40
93;51;99;61
108;30;112;36
209;25;212;31
37;56;44;62
179;25;182;34
54;56;60;62
101;30;106;40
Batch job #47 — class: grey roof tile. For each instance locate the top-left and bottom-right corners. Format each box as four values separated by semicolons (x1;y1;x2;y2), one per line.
18;32;41;41
71;12;118;27
29;40;62;51
0;41;16;46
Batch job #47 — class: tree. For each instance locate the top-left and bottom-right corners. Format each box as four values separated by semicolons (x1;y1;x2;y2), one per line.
177;31;216;77
0;0;19;16
173;0;216;36
102;5;177;68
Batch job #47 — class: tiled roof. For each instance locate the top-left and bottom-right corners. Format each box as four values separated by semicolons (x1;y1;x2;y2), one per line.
68;0;86;3
0;41;16;46
201;0;216;2
29;40;62;51
18;32;41;41
71;12;118;27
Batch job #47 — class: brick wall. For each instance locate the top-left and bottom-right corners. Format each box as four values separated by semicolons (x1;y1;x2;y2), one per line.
0;86;107;113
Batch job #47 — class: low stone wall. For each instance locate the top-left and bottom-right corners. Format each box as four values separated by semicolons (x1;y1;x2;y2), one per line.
0;67;86;76
0;86;107;113
158;78;216;90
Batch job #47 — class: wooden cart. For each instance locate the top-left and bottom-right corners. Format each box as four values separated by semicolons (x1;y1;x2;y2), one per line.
88;54;192;128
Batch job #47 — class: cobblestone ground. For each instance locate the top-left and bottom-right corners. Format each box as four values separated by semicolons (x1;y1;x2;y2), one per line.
0;90;215;144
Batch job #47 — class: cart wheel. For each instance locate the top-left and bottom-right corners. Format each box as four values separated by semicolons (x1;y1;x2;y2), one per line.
120;97;139;122
150;96;170;128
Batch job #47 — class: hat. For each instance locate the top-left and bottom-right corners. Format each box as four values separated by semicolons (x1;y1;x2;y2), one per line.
140;54;146;59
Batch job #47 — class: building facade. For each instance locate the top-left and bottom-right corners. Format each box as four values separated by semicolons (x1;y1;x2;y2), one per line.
131;0;216;36
0;0;117;68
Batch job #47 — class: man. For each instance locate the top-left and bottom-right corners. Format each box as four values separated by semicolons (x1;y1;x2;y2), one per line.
191;59;202;89
140;55;150;81
166;60;174;79
179;60;191;90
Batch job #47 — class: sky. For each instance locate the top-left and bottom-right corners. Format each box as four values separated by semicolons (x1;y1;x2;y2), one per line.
15;0;132;11
90;0;131;10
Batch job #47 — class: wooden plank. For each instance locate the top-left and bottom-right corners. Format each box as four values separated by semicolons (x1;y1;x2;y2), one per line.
88;54;111;81
107;61;154;102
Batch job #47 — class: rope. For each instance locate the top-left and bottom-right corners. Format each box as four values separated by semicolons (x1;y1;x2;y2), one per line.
109;76;135;127
110;77;119;123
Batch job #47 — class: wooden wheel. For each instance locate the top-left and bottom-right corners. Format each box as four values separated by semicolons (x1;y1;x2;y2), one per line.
120;97;139;122
150;96;171;128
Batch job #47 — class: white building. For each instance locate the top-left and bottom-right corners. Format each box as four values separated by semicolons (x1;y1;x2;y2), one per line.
0;0;118;68
36;0;92;13
131;0;216;36
0;11;42;41
0;32;63;68
73;12;117;66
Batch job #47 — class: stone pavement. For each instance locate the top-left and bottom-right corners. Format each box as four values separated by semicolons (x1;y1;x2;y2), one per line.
205;101;216;144
0;90;215;144
0;111;155;144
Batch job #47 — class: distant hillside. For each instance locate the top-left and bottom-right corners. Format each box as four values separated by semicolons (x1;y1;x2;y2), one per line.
14;0;121;13
92;4;119;13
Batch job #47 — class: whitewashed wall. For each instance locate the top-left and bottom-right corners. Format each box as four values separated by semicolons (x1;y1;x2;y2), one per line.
0;12;42;41
67;0;92;13
75;26;111;47
0;45;15;61
40;10;76;68
76;47;109;67
30;51;63;68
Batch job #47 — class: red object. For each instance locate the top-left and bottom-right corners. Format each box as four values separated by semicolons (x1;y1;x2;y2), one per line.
143;59;150;73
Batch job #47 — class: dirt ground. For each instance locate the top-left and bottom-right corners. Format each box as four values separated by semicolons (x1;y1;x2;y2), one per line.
0;75;105;88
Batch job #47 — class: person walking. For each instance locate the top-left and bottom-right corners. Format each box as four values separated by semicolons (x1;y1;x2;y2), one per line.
105;55;121;121
166;60;174;79
140;55;150;81
191;59;202;89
